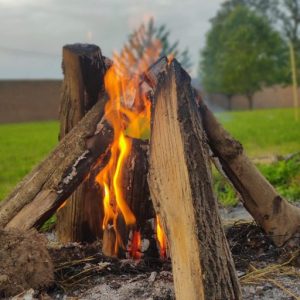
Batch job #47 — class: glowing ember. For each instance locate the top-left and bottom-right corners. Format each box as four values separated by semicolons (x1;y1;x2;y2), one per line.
156;216;167;259
128;231;142;259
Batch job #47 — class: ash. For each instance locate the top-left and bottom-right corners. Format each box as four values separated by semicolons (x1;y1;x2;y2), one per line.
19;218;300;300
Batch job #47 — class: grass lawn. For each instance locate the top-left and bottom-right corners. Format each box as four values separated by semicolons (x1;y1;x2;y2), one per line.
0;108;299;205
217;108;300;158
0;121;59;200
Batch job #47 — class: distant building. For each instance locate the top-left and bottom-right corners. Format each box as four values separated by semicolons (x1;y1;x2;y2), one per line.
0;80;298;124
0;80;61;123
204;85;297;111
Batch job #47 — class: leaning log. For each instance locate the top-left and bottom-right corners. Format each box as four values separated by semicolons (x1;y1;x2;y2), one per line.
196;92;300;247
57;43;106;243
0;99;113;230
148;60;241;300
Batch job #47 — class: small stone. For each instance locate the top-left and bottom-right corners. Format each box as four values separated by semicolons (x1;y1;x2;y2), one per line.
148;271;157;283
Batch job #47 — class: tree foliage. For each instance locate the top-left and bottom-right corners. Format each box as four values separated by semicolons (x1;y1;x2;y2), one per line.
218;0;300;55
119;18;191;74
200;6;286;109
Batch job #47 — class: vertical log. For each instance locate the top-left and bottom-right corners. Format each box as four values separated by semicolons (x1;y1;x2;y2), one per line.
57;43;106;243
148;60;241;300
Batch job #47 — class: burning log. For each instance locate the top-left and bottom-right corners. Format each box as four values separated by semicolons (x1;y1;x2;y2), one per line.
96;57;168;258
148;60;242;299
196;93;300;247
0;99;113;229
101;139;154;257
57;43;106;243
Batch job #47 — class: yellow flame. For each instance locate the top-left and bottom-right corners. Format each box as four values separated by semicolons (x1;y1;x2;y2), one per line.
96;39;162;256
113;132;135;225
156;216;167;258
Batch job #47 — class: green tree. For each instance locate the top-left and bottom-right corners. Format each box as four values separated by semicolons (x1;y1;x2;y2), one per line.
200;6;286;109
217;0;300;82
119;18;192;74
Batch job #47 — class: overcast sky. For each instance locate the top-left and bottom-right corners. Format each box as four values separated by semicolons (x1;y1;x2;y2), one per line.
0;0;223;79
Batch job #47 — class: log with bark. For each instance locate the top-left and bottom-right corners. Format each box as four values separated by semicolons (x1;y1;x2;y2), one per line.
148;60;242;300
0;99;113;230
195;91;300;247
101;138;155;257
57;43;106;243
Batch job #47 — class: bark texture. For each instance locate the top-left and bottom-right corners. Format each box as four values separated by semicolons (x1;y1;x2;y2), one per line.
196;93;300;246
57;43;106;243
0;99;113;230
102;139;154;257
148;60;241;300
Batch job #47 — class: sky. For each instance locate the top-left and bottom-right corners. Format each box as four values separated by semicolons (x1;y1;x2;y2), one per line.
0;0;223;79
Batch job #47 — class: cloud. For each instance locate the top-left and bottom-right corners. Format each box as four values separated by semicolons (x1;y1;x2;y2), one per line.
0;0;221;78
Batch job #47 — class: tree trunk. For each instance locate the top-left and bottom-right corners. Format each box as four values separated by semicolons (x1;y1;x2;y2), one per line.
246;93;254;110
57;44;106;243
0;99;113;230
196;92;300;246
227;94;232;110
148;60;241;300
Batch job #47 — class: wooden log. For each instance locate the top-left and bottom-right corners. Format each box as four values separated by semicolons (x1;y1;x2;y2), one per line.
124;139;153;227
196;92;300;247
0;99;113;230
57;43;106;243
148;60;241;300
101;138;154;257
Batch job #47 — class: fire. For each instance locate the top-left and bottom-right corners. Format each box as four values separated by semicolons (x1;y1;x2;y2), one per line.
156;216;167;259
96;41;167;258
95;65;137;236
95;48;155;256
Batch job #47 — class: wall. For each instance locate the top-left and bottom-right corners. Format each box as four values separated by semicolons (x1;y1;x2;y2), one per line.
0;80;61;123
206;85;297;111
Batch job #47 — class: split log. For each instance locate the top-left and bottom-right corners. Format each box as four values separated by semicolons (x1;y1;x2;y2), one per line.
57;43;106;243
148;60;241;300
0;99;113;230
196;92;300;247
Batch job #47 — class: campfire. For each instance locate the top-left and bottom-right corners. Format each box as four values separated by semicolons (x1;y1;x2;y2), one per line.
1;43;300;299
93;50;166;259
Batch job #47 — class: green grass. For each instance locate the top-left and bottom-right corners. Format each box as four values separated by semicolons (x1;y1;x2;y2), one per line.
0;108;299;207
217;108;300;158
0;121;59;200
214;108;300;206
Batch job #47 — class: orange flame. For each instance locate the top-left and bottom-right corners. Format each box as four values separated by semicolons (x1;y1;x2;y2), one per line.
156;216;167;259
96;42;162;256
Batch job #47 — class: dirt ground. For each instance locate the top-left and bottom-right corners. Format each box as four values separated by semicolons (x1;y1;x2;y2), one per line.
0;229;53;298
3;209;300;300
20;224;300;299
